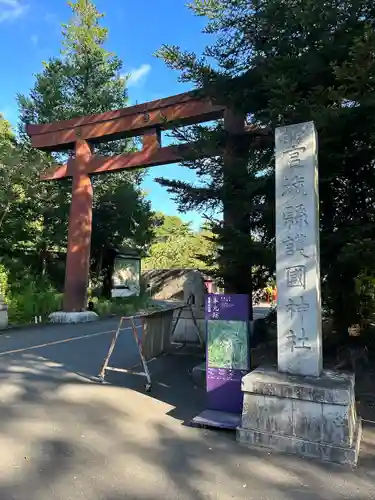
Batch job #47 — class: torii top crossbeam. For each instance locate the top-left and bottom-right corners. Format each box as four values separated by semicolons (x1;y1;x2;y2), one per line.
27;91;224;150
27;91;226;181
26;91;233;312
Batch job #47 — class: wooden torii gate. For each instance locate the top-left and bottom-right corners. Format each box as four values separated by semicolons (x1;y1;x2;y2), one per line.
26;91;251;313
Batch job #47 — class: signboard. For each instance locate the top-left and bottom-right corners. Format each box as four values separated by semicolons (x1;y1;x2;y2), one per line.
111;255;140;298
205;294;250;414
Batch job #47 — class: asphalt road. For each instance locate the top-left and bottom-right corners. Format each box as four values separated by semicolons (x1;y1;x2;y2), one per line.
0;315;375;499
253;304;272;321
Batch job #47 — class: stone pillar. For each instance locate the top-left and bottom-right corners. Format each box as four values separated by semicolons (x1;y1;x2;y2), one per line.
236;122;361;466
275;122;322;377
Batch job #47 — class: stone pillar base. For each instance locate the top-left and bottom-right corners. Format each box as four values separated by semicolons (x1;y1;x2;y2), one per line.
49;311;98;324
0;306;8;330
236;366;362;467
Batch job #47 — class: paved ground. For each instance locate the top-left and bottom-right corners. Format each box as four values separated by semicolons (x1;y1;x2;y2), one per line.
0;313;375;499
253;302;272;320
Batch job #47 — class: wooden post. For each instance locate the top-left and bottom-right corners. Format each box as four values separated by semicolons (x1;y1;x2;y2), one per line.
63;139;93;311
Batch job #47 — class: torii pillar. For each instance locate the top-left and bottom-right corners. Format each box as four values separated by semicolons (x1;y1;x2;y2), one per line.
64;139;94;312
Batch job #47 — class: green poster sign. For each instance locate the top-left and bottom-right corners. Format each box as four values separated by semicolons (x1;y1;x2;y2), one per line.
207;320;249;370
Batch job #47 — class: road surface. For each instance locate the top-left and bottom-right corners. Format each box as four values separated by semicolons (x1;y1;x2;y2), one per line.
0;316;374;499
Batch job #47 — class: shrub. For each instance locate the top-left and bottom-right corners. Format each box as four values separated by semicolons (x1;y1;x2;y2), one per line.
92;294;155;317
7;279;62;325
0;263;8;298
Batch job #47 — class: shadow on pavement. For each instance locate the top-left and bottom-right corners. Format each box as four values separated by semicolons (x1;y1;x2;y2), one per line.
18;324;207;423
0;325;375;498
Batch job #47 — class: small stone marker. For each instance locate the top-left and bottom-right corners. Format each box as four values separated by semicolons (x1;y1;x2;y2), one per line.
275;121;322;377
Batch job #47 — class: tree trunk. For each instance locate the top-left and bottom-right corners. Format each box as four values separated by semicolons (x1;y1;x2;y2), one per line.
222;109;253;321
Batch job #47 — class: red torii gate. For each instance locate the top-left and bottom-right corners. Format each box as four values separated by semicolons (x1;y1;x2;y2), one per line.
26;91;250;313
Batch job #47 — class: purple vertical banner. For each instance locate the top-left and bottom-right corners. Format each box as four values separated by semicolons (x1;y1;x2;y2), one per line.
205;294;250;414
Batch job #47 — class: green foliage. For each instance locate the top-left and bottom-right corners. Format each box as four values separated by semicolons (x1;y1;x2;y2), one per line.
156;0;375;333
155;15;275;298
143;213;216;270
6;276;63;325
91;294;156;317
0;263;8;298
355;274;375;322
19;0;129;126
0;256;63;325
0;2;157;323
12;0;154;291
0;115;48;262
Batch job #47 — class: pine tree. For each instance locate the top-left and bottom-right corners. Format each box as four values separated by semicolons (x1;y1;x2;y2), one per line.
17;0;154;291
157;0;375;334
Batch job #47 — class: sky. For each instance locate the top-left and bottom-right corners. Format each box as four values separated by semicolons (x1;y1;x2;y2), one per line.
0;0;215;229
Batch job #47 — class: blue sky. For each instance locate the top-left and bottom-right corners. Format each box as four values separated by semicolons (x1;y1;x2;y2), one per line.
0;0;214;229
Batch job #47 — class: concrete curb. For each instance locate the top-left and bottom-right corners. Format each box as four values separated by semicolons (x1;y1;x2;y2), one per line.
0;314;119;336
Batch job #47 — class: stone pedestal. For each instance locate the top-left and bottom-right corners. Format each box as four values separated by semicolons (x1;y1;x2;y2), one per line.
49;311;98;324
0;301;8;329
236;366;362;466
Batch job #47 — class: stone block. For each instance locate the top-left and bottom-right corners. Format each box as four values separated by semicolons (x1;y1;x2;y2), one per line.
0;304;8;330
237;419;362;467
242;366;354;405
322;402;354;447
49;311;98;324
242;394;293;436
293;399;323;443
237;366;361;466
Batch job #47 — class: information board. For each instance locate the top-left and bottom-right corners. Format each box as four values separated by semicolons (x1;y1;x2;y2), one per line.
112;256;140;297
205;294;250;414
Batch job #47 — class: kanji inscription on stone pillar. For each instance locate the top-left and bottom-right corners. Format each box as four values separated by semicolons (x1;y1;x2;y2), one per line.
275;121;322;377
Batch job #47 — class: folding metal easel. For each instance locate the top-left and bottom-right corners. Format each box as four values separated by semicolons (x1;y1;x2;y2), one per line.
96;296;203;393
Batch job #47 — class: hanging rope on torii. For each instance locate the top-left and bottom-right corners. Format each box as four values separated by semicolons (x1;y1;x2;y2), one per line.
26;90;266;313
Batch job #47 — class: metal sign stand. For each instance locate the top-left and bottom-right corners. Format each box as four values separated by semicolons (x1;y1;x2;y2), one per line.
97;315;153;391
169;294;204;347
96;298;202;393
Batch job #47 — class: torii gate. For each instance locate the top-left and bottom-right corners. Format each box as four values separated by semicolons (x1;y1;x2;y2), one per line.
26;91;253;313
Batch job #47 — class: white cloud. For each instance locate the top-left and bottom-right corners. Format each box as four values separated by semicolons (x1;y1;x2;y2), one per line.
0;0;28;23
125;64;151;87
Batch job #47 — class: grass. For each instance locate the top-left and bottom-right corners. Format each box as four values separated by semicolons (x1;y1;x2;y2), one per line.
91;294;162;318
7;284;63;325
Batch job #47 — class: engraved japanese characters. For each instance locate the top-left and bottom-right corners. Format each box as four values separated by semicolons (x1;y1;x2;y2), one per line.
275;122;323;377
